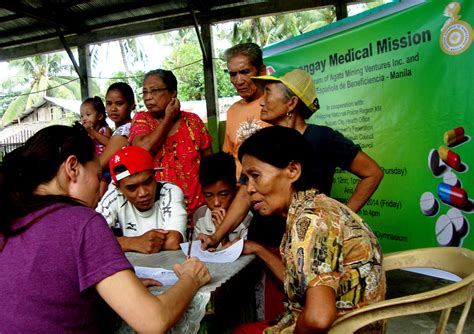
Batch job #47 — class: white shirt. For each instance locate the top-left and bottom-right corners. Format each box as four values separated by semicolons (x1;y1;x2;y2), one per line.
96;182;187;239
112;122;131;138
193;205;252;241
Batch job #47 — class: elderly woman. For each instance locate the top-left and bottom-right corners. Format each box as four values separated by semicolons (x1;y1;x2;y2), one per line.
235;126;385;333
0;124;210;333
199;68;383;251
129;69;213;215
252;68;383;212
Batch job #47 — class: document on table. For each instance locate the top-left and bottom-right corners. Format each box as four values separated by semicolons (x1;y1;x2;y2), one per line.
134;266;179;286
179;239;244;263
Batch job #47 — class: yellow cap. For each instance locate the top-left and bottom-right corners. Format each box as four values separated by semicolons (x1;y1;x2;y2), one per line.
252;68;319;113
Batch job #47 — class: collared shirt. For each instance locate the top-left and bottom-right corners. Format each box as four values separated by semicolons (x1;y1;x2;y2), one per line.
265;189;385;333
96;182;187;239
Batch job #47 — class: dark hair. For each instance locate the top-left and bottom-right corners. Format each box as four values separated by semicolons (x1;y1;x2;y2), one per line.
106;82;136;109
144;69;178;93
81;96;107;127
0;124;96;245
199;152;237;189
224;43;263;69
238;126;316;191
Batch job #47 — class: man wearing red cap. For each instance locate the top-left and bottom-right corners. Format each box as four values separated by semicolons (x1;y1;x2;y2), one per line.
96;146;187;254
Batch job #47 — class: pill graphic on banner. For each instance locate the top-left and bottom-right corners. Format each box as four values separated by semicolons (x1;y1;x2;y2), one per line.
443;171;460;187
444;126;465;146
435;215;456;246
437;182;468;208
446;208;468;237
428;149;443;175
420;192;439;216
438;146;461;170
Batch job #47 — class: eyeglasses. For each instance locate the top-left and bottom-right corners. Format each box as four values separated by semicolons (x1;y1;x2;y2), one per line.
142;87;168;96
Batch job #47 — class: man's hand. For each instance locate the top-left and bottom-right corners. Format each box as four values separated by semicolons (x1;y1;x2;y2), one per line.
173;257;211;288
134;229;169;254
211;208;226;227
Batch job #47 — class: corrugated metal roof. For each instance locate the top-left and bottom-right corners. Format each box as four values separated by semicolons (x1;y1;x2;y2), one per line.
0;0;335;61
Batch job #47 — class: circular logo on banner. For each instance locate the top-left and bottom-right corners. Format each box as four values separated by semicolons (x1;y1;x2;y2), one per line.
440;22;473;55
439;2;473;55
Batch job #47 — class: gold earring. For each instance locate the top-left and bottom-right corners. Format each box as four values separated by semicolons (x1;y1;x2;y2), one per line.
286;112;292;118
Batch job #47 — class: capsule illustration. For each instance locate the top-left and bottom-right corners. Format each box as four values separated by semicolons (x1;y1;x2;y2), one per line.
444;127;465;146
437;182;468;208
438;145;461;170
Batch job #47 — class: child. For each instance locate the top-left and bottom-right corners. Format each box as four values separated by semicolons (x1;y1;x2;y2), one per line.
193;152;252;246
80;96;112;154
80;96;112;195
105;82;134;139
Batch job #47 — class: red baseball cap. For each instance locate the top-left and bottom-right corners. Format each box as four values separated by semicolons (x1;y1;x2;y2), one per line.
109;146;154;183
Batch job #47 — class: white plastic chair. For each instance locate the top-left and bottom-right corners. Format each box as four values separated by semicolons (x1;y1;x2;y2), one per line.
328;247;474;334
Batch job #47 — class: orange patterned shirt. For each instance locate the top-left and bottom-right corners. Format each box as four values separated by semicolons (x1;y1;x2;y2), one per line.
265;189;385;333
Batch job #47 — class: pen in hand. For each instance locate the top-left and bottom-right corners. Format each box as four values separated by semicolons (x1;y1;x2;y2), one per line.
186;227;194;258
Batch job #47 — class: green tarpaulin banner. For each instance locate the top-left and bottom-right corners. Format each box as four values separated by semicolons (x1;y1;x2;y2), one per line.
264;0;473;252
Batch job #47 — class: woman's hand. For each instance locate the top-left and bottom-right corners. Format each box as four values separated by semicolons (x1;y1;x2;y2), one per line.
196;233;220;250
139;278;163;287
242;240;262;255
220;239;261;255
165;97;181;121
173;257;211;288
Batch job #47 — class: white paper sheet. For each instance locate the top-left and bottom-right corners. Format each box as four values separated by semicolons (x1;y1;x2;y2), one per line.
179;239;244;263
134;266;179;286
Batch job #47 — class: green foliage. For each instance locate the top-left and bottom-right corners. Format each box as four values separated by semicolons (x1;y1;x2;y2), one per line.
214;56;237;98
0;92;17;117
2;93;29;125
230;8;336;47
163;42;236;101
103;70;145;106
1;53;80;126
163;42;203;100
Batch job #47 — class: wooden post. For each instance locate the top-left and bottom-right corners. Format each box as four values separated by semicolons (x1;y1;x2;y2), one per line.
200;23;220;152
77;39;93;100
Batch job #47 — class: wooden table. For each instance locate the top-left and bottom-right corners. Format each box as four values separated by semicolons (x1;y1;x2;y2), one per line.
116;250;261;334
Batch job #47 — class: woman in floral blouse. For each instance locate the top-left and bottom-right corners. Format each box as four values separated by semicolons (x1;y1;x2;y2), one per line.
129;69;212;216
234;126;385;334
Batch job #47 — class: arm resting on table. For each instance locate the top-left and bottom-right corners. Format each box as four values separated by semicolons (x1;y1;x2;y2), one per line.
163;230;183;250
96;269;202;333
117;229;167;254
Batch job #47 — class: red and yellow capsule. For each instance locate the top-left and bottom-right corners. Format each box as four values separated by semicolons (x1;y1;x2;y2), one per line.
438;146;461;170
443;127;465;146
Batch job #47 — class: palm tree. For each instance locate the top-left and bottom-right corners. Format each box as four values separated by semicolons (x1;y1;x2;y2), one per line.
88;37;148;94
1;53;80;126
118;38;148;90
230;8;336;47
